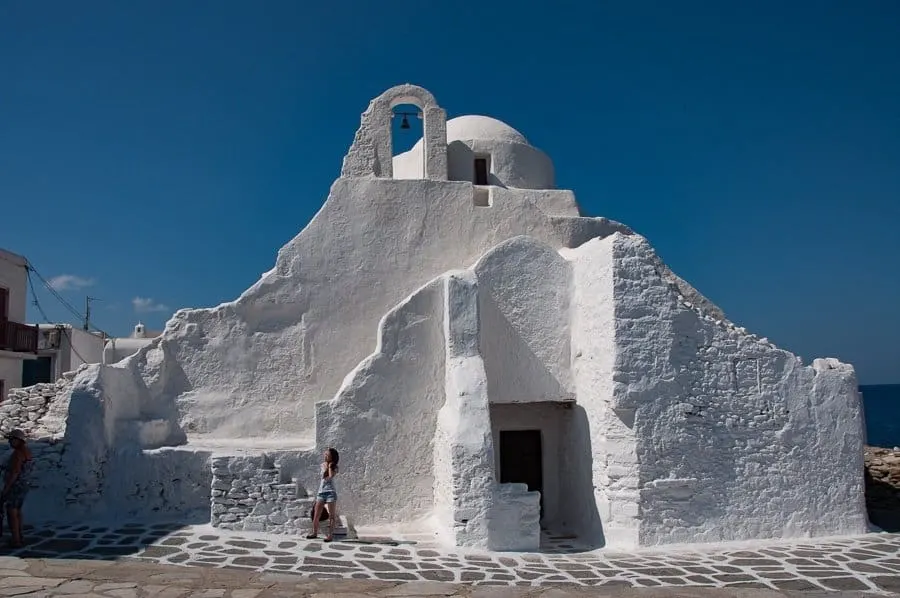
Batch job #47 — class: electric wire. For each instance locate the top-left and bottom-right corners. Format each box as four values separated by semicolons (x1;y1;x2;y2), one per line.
27;265;88;322
26;268;93;365
25;260;111;338
4;253;108;367
25;268;52;324
61;327;91;366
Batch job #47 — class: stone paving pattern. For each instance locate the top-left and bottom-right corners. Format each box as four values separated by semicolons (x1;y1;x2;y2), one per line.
3;523;900;594
2;555;895;598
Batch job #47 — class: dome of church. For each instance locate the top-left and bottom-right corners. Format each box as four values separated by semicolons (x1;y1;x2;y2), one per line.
392;113;553;189
445;115;530;146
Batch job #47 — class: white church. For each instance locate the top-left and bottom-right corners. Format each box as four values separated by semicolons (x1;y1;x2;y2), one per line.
8;85;867;552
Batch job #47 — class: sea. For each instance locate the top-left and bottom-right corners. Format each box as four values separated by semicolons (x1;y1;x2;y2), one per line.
861;384;900;448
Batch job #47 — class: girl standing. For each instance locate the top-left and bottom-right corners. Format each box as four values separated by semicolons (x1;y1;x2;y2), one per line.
1;429;33;548
307;447;339;541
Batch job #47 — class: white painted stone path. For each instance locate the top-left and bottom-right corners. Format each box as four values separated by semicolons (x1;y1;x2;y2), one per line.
4;523;900;594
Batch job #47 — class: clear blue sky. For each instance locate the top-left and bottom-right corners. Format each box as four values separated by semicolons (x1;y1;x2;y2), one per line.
1;1;898;383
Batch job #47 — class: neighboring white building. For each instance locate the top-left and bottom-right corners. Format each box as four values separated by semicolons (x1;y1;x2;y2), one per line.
0;249;38;401
8;85;867;552
102;322;161;364
23;324;106;386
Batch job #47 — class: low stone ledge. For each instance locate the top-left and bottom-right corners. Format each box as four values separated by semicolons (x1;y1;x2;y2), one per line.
865;444;900;532
210;454;338;535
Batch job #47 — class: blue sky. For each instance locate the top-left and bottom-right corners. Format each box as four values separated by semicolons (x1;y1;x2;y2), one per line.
1;1;898;383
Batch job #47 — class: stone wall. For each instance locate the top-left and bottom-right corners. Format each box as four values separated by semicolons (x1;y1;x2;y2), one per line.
0;366;213;524
0;439;65;491
611;234;868;546
0;370;78;439
0;370;78;509
565;233;869;549
210;455;349;536
865;445;900;532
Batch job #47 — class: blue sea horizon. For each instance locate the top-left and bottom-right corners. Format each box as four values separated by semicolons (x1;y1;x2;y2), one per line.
861;384;900;447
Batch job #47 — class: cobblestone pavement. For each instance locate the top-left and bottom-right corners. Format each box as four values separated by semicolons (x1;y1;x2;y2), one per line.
4;523;900;595
0;556;896;598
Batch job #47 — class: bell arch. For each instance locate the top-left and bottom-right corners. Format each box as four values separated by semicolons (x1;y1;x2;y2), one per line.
341;84;448;180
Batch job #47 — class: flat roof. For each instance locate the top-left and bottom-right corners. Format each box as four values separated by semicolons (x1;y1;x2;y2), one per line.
0;248;27;266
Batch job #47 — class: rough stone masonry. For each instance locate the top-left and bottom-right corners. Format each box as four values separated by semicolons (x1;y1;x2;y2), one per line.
210;455;349;536
864;445;900;532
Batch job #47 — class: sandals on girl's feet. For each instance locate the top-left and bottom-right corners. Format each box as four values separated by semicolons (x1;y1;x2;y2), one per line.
305;534;317;540
323;536;333;542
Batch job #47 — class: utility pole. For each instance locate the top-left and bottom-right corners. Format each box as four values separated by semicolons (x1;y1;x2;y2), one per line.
84;296;100;331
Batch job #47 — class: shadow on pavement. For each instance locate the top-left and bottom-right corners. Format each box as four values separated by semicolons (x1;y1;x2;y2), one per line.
7;521;188;560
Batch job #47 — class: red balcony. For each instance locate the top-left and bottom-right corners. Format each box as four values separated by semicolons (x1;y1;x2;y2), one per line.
0;319;39;353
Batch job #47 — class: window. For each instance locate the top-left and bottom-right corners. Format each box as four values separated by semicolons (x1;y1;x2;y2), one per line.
0;287;8;320
474;157;489;185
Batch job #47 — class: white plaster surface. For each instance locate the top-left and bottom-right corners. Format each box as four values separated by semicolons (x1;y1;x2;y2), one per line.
0;85;868;555
0;358;23;401
395;115;556;190
435;271;496;549
475;236;573;404
566;233;867;548
143;177;626;443
66;327;104;368
0;248;30;400
568;235;637;548
315;278;446;526
0;249;28;323
103;337;155;364
103;322;162;364
39;325;106;377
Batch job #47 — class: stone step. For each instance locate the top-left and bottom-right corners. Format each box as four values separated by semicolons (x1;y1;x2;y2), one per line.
291;478;309;497
270;483;303;498
217;512;354;538
306;515;354;538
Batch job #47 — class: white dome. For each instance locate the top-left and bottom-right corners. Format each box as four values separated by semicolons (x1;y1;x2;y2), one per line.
446;115;529;145
393;113;554;189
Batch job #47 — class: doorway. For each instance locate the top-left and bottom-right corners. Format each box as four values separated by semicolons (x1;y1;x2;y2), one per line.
22;356;52;387
499;429;544;517
474;157;489;185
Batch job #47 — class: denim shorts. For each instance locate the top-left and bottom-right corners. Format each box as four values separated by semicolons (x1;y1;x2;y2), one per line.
316;491;337;504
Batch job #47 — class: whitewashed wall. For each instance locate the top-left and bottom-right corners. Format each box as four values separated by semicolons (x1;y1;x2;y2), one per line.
66;328;105;370
0;249;29;400
0;250;27;323
564;233;868;549
476;236;573;404
0;85;866;552
315;279;446;525
608;234;867;545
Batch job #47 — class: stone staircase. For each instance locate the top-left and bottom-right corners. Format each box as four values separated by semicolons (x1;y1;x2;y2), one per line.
209;455;352;537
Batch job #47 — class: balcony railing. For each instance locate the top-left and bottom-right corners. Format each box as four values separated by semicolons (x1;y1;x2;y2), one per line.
0;319;39;353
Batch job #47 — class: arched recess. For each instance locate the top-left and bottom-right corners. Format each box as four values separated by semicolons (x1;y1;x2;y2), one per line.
391;103;425;179
341;84;448;180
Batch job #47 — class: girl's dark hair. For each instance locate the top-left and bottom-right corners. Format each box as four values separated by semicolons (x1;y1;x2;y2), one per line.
324;447;339;477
